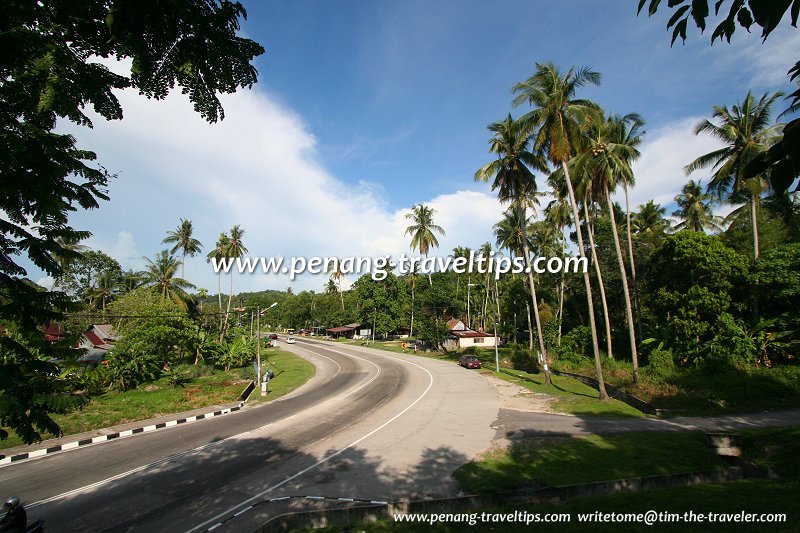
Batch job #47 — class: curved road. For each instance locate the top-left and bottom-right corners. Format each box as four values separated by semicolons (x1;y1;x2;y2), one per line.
0;339;499;532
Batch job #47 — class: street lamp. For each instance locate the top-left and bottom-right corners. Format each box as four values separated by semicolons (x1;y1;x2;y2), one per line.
257;301;278;393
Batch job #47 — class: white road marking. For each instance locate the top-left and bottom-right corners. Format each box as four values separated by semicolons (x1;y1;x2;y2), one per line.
186;343;435;533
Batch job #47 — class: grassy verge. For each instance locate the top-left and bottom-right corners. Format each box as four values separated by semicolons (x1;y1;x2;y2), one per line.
0;347;314;451
453;432;726;494
493;368;643;417
557;358;800;416
325;427;799;532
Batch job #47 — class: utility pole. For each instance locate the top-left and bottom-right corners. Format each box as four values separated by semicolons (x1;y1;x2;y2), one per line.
256;307;261;385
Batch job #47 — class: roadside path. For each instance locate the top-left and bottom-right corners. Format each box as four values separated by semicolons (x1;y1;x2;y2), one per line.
486;375;800;444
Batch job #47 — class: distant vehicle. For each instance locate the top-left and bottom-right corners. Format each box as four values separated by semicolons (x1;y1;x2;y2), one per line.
459;354;481;369
268;334;278;340
285;337;296;344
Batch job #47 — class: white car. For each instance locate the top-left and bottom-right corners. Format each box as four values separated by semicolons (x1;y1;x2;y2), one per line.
285;337;296;344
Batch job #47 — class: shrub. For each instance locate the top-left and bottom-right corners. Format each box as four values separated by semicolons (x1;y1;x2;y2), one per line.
510;345;540;373
642;340;676;383
558;326;593;362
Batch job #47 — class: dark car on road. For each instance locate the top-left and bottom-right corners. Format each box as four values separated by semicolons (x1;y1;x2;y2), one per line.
459;354;481;369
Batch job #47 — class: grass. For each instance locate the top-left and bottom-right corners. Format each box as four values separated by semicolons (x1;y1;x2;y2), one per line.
557;358;800;416
493;368;644;418
453;432;727;494
0;347;314;451
322;426;800;533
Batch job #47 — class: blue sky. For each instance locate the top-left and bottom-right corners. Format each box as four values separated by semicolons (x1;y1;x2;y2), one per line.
29;1;800;293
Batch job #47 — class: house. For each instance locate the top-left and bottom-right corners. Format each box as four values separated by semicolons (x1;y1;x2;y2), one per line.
77;324;117;352
43;323;66;343
443;318;497;350
326;322;364;339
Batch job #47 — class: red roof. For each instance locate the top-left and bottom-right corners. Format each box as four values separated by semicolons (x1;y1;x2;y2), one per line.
83;330;105;347
452;330;494;338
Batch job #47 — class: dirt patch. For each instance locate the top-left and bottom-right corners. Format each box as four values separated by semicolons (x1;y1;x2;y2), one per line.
485;374;557;413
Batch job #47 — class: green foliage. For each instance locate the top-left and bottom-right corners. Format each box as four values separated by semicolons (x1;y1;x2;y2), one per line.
751;243;800;364
558;326;593;362
416;314;450;349
700;313;757;371
353;273;407;337
646;231;750;365
58;250;123;301
107;288;195;390
510;345;539;373
218;333;255;371
0;326;87;443
0;0;263;443
641;340;676;383
638;0;799;45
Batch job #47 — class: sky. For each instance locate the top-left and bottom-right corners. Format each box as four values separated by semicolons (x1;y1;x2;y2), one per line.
28;0;800;293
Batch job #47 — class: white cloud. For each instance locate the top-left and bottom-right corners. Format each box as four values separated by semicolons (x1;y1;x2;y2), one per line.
67;82;505;292
37;276;55;291
86;231;144;272
623;116;725;211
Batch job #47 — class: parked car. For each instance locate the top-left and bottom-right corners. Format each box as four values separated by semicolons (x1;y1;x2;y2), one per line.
459;354;481;369
268;333;278;340
285;337;296;344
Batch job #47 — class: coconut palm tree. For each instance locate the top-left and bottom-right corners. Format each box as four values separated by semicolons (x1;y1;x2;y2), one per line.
330;262;346;311
545;197;572;347
494;208;536;350
162;218;203;279
512;62;607;399
571;111;643;382
223;225;248;335
633;200;671;236
404;203;445;286
119;268;145;294
686;91;784;260
86;270;117;320
141;250;196;309
672;180;724;232
476;114;552;382
207;232;230;338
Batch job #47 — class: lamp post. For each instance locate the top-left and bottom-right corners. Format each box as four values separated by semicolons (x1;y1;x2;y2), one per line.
258;302;278;395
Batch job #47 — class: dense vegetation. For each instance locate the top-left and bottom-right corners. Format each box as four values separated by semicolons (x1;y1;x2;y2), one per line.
2;1;798;446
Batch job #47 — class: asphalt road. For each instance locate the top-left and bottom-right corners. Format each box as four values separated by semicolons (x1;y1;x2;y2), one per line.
0;339;499;532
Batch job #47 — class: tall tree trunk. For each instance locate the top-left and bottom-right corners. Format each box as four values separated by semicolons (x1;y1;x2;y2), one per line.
562;161;608;400
584;201;613;360
624;184;643;343
607;186;639;384
519;202;550;384
557;232;566;347
410;274;415;337
751;194;760;260
181;250;186;280
751;193;760;321
525;300;534;351
217;272;224;342
224;272;233;337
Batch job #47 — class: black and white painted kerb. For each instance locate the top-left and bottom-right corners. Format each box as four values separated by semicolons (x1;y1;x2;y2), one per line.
203;495;392;531
0;402;246;466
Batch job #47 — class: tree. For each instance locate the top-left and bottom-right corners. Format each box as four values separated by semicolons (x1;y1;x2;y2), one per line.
140;250;196;310
86;270;118;320
59;250;123;302
673;180;723;232
476;114;552;382
207;232;230;337
513;62;608;399
405;204;445;286
1;1;263;444
634;200;671;236
572;111;644;381
646;231;749;366
223;225;248;335
686;91;784;260
163;219;203;279
637;0;799;46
